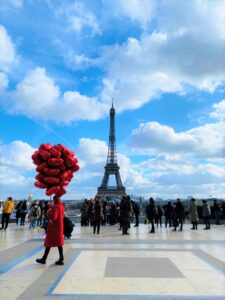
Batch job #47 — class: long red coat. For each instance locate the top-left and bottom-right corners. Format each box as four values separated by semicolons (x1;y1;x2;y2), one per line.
44;201;64;247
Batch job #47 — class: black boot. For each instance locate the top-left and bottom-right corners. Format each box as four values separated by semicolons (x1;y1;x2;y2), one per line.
55;259;64;265
36;258;46;264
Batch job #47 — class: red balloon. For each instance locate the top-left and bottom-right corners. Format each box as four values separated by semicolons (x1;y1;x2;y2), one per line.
40;143;52;151
53;144;65;152
59;164;66;171
46;186;60;196
49;147;61;158
35;181;47;189
33;143;79;197
35;173;45;181
39;150;51;161
44;168;60;176
36;162;47;172
65;156;76;168
32;151;43;165
43;177;60;184
72;164;80;172
57;187;66;196
61;180;70;186
60;170;71;180
48;158;64;167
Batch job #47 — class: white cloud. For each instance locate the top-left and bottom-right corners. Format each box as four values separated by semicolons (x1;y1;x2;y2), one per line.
0;140;36;171
58;1;100;36
130;121;225;158
4;67;108;122
116;0;156;28
0;25;16;72
0;140;36;198
0;25;17;95
210;99;225;120
0;72;8;92
100;0;225;112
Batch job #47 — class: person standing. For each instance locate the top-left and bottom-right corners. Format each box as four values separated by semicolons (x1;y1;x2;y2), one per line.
36;195;64;265
29;202;41;229
146;197;156;233
202;200;211;230
164;202;173;227
213;200;221;225
20;200;28;226
189;198;199;230
133;201;140;227
93;200;102;234
155;205;163;227
15;201;22;225
120;196;131;235
172;199;184;231
0;197;14;230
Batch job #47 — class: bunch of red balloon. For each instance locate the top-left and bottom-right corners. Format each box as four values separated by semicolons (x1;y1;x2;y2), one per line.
32;143;79;197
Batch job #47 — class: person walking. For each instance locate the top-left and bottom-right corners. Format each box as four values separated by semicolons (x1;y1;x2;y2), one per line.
0;197;14;230
36;195;64;265
146;197;156;233
172;199;184;231
189;198;199;230
202;200;211;230
93;200;102;234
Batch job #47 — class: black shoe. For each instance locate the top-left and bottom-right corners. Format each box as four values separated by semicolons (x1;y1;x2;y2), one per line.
172;229;176;231
55;260;64;265
191;228;195;230
97;232;100;234
204;227;208;230
149;230;155;233
179;229;182;231
36;258;46;264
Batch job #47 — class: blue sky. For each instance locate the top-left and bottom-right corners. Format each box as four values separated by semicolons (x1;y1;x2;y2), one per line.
0;0;225;200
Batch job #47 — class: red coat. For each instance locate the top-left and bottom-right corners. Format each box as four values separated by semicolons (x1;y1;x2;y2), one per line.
44;202;64;247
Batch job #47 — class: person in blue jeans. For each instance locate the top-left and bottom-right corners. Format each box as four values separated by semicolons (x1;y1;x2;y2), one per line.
29;202;41;229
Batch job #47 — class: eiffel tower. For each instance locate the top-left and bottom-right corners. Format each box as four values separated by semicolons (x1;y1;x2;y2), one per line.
96;103;126;198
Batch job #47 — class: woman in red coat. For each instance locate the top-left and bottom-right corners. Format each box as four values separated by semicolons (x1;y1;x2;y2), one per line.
36;195;64;265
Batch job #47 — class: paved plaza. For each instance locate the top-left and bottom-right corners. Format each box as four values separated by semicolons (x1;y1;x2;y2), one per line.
0;223;225;300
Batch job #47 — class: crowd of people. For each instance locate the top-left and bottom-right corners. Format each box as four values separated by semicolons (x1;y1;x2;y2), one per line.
0;195;224;267
80;196;224;235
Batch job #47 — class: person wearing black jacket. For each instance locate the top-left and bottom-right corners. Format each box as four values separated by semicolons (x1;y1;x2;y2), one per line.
155;205;163;227
146;197;156;233
172;199;184;231
120;196;131;235
93;200;102;234
133;201;140;227
164;202;173;227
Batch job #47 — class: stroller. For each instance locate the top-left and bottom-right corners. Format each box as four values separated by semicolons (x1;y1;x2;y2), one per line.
64;216;74;239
